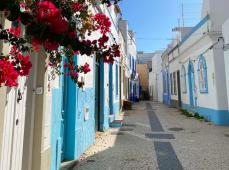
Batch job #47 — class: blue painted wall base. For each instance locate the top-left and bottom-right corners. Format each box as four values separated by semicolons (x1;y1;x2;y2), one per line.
182;103;229;125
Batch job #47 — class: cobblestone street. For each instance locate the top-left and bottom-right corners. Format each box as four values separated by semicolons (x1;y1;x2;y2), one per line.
72;102;229;170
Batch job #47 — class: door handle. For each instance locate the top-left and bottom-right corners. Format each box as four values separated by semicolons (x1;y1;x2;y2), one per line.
16;119;19;125
17;90;22;103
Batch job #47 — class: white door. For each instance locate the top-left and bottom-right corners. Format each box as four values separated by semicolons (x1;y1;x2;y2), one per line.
0;77;27;170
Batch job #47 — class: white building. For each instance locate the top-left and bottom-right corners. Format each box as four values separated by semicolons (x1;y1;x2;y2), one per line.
149;51;164;102
119;20;139;102
167;0;229;125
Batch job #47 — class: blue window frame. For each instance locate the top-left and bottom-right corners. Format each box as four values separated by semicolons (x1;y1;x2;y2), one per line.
181;65;187;93
198;55;208;93
116;64;119;96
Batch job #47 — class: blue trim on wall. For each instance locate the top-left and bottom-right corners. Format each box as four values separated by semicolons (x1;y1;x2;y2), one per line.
180;15;209;46
182;104;229;125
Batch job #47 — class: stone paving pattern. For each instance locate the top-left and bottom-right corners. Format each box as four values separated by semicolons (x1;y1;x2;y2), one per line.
72;102;229;170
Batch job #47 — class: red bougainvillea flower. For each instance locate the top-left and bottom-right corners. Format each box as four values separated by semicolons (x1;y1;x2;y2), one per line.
94;13;111;34
0;60;19;87
7;26;21;38
19;2;29;11
50;18;69;34
64;63;69;68
68;30;77;39
36;1;69;34
9;45;32;76
72;2;83;12
32;38;42;52
64;62;75;70
43;40;59;51
36;1;60;22
7;19;21;38
82;63;91;74
103;56;114;64
74;51;80;55
112;44;121;57
16;54;32;76
98;34;109;48
68;70;78;77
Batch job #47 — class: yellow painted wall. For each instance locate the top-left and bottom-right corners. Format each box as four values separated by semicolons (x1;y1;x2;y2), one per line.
137;64;149;91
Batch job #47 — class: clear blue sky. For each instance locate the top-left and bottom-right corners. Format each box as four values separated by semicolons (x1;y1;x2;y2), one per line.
120;0;202;52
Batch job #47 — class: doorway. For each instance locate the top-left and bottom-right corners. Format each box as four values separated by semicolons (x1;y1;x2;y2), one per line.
0;78;27;170
177;71;182;107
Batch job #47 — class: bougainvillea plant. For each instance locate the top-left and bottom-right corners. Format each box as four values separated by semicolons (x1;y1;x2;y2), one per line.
0;0;121;87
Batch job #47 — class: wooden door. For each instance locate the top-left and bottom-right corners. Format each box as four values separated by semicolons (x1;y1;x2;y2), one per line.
0;77;27;170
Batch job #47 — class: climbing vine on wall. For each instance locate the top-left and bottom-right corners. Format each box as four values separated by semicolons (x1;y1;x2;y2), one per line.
0;0;121;87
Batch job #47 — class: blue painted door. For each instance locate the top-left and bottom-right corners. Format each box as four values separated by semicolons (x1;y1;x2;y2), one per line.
51;71;67;170
188;62;195;107
109;64;113;115
61;74;67;160
95;61;100;131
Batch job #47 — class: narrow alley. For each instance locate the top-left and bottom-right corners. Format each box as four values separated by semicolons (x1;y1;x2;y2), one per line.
72;102;229;170
2;1;229;170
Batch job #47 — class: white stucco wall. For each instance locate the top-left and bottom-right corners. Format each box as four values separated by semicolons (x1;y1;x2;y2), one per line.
128;32;137;60
149;52;163;102
202;0;229;32
149;71;153;97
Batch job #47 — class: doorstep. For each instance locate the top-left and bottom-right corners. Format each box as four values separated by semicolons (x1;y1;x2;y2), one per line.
61;160;79;170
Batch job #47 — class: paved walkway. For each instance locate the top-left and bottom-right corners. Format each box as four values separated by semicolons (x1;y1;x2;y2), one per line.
73;101;229;170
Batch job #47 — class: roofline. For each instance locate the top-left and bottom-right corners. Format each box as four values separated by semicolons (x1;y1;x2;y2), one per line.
167;15;210;55
179;15;209;46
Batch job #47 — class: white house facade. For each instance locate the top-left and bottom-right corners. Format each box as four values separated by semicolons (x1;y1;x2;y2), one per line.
167;0;229;125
